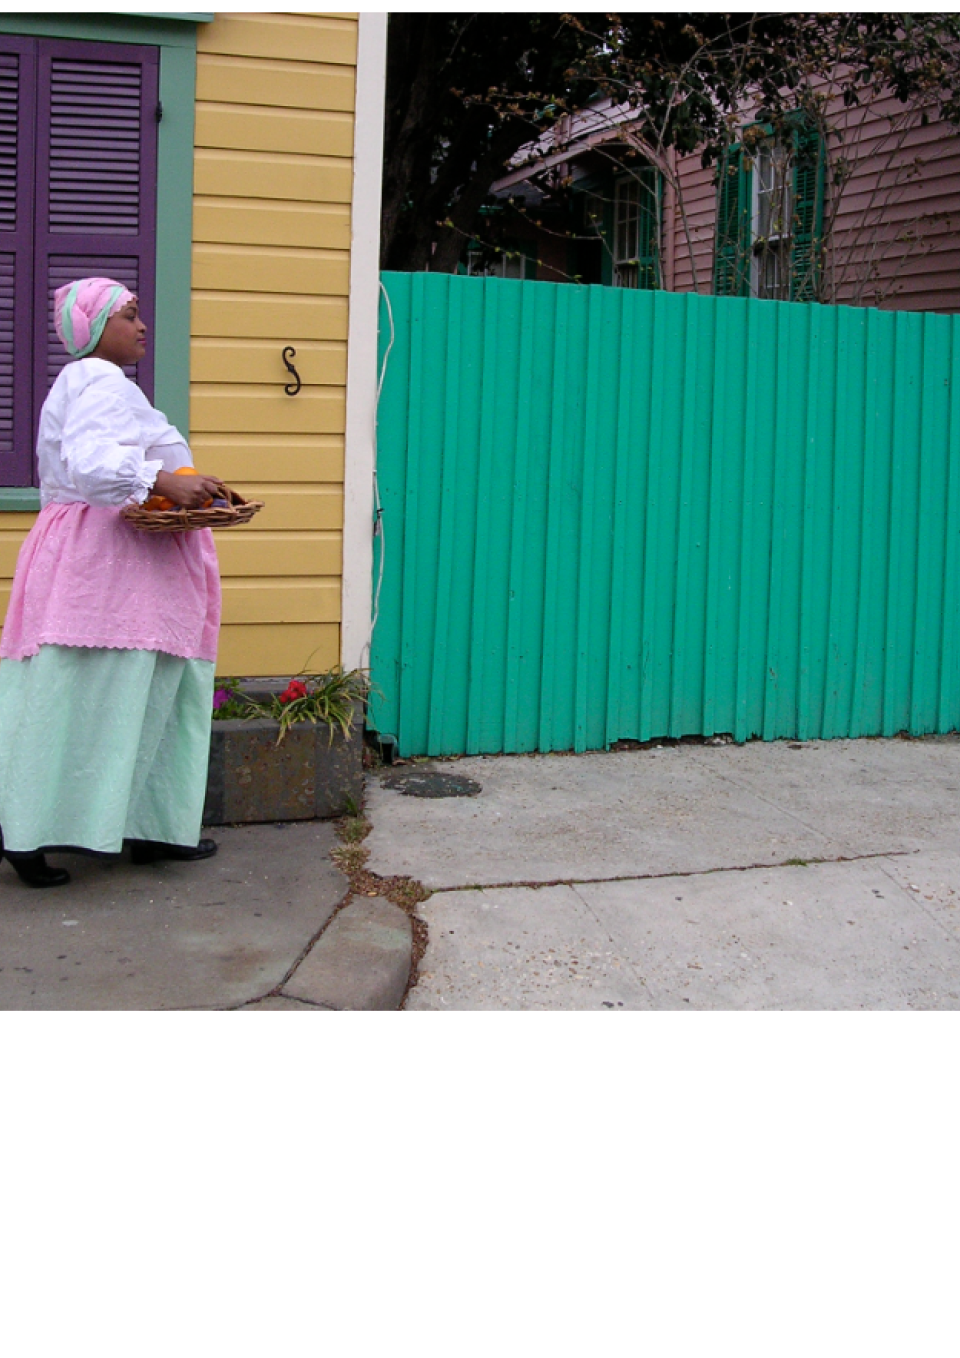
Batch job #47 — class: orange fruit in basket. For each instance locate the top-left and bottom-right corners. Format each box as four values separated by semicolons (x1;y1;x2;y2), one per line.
144;466;212;511
176;466;214;509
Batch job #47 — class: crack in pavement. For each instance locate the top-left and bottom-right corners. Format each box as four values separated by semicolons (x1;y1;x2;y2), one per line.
425;848;920;896
568;879;662;1007
696;758;866;858
874;858;960;953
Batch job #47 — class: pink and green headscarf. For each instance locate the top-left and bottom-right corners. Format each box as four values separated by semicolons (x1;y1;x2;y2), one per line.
54;277;136;359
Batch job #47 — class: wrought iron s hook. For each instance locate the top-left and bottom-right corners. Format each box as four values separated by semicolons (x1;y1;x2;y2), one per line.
282;345;301;397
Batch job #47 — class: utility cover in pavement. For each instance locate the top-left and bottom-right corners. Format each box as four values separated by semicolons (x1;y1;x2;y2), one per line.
380;768;482;798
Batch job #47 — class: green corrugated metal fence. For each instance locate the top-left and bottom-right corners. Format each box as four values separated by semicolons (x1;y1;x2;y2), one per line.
370;271;960;756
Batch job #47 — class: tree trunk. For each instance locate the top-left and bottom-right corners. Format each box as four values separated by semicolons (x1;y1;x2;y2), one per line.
421;120;539;274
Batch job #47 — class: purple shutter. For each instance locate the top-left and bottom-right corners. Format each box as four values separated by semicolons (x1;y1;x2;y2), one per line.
31;38;158;482
0;36;37;488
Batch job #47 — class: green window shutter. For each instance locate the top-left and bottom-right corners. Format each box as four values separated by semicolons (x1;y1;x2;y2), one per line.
714;146;749;296
790;123;824;302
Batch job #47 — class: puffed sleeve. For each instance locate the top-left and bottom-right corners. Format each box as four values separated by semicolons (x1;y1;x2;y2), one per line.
58;371;163;507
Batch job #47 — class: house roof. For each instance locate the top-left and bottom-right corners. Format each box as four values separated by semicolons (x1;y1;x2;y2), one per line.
491;96;657;201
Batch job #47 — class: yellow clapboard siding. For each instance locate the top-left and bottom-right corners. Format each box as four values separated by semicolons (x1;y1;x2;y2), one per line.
190;387;345;435
0;515;38;534
196;54;356;113
0;526;34;577
191;12;359;678
2;521;37;607
194;148;353;205
221;576;341;625
214;531;342;578
191;292;348;341
188;435;345;484
193;199;351;251
217;486;344;533
4;530;344;586
198;14;358;68
216;622;341;677
192;243;350;297
3;579;349;659
191;338;347;386
195;103;355;159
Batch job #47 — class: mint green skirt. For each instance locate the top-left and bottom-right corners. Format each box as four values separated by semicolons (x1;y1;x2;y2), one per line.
0;645;214;854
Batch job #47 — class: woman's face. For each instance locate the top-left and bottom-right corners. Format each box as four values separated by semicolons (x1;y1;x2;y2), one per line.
94;298;147;367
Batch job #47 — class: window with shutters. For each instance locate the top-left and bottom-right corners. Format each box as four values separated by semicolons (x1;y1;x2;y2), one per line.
713;119;825;303
752;141;793;300
580;167;662;290
0;34;158;487
612;171;660;290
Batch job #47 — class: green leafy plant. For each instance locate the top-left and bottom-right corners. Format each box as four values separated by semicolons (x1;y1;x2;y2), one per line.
211;681;251;721
212;668;371;746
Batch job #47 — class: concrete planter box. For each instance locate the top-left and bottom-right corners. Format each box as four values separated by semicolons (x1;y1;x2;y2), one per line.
204;716;363;826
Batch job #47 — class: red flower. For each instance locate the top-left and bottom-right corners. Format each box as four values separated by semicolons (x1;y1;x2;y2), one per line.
279;679;308;704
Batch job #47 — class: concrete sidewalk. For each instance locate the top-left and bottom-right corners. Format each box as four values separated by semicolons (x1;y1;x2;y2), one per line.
5;735;958;1011
364;736;960;1010
0;820;411;1011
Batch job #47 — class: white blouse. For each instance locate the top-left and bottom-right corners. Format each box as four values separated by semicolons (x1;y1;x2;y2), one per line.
37;357;193;509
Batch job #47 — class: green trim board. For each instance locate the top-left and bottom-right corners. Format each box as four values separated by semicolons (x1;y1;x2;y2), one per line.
0;12;198;505
0;14;202;45
117;14;214;23
154;37;196;436
0;489;41;512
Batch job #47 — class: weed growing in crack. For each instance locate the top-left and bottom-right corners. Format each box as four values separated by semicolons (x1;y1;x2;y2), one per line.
332;804;431;1000
331;842;369;875
339;814;371;845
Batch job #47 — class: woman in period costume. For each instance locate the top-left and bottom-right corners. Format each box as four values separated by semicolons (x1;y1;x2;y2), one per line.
0;277;223;887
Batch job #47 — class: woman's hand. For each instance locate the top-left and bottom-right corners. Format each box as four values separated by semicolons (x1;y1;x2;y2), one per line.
152;470;225;508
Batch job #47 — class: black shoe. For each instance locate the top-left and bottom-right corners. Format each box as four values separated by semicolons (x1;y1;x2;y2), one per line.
1;826;71;887
130;838;218;865
5;851;71;888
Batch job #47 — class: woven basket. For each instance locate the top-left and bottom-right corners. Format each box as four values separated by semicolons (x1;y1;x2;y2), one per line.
121;485;264;533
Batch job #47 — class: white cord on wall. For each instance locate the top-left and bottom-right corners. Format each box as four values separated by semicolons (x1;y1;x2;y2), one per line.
369;283;399;665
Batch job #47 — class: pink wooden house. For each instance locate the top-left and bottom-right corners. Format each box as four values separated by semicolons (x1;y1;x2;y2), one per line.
482;86;960;314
